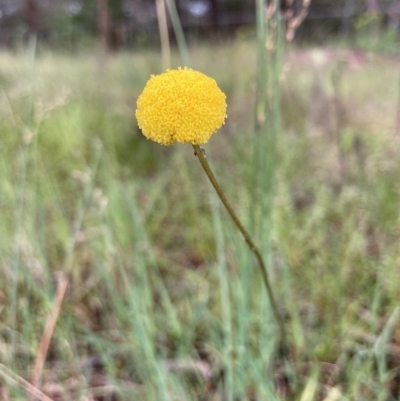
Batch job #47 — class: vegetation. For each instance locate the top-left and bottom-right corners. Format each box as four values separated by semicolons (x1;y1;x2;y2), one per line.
1;33;400;400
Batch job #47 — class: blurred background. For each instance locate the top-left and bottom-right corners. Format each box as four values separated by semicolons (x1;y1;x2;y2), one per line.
0;0;400;49
1;1;400;401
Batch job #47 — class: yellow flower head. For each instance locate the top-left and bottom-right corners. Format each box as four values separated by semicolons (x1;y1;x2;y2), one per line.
136;68;227;145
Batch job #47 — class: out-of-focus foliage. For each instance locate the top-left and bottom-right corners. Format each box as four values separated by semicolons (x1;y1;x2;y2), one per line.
0;0;399;49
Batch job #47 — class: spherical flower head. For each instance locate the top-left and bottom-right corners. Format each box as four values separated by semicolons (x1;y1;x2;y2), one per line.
136;68;227;145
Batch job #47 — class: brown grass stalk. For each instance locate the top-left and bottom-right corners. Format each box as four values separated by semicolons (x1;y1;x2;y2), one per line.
29;274;69;400
155;0;171;70
0;364;55;401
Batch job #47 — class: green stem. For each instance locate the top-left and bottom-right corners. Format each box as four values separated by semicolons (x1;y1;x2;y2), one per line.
193;144;287;346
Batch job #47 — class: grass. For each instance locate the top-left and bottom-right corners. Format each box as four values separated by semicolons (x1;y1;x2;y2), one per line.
1;37;400;400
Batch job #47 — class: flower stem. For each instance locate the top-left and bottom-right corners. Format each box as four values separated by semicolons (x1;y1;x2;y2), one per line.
192;144;287;348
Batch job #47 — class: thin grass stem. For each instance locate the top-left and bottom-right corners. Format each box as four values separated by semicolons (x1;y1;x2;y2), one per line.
164;0;191;66
155;0;170;70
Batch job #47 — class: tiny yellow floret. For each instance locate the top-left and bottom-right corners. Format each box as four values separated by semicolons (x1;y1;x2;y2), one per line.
136;68;227;145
